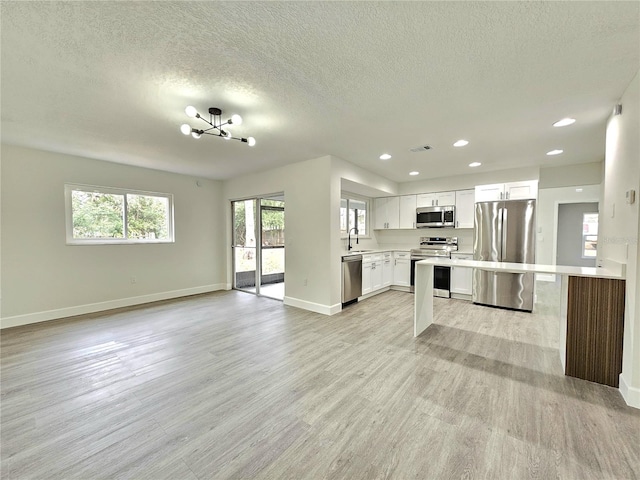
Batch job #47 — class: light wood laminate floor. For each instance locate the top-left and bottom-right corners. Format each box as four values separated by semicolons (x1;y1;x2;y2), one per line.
2;287;639;479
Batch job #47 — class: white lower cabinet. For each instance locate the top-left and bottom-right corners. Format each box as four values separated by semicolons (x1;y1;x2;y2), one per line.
362;253;383;295
450;253;473;297
362;261;372;295
371;258;383;291
360;251;409;297
382;252;393;287
393;251;411;287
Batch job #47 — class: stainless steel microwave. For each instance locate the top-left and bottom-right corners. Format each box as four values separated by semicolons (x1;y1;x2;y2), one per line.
416;205;455;228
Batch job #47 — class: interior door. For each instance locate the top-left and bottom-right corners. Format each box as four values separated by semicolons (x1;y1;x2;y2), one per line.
557;202;598;267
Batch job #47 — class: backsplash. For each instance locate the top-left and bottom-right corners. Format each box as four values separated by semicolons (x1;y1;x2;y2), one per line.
374;227;474;252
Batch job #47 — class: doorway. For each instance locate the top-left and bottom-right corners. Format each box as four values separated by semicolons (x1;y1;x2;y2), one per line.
232;195;285;300
556;202;599;267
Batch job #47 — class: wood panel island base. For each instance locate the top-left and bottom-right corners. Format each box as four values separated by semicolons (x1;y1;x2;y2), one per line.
415;258;626;388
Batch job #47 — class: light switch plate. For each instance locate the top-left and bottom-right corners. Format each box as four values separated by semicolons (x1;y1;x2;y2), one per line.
626;189;636;204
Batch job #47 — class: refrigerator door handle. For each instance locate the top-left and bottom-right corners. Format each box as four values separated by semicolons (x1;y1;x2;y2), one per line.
501;207;508;262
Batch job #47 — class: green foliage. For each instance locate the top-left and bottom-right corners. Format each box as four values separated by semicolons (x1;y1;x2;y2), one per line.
234;201;247;245
72;190;168;240
127;194;168;240
72;191;124;238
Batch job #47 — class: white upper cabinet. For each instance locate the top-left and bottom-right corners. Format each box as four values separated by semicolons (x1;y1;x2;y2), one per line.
455;189;475;228
475;180;538;202
505;180;538;200
416;191;455;207
475;183;505;202
374;196;400;229
399;195;416;229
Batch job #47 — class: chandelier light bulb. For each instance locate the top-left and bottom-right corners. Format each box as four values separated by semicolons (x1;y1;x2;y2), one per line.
553;118;575;127
185;106;198;118
180;105;253;146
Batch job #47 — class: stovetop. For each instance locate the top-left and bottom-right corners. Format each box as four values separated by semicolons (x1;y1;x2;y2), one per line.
411;236;458;258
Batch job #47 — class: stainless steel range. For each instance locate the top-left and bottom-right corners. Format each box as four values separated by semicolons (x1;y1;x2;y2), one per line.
410;237;458;297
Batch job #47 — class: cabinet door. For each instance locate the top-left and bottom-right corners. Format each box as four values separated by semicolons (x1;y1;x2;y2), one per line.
386;196;400;229
435;191;456;206
382;257;393;287
362;262;372;295
393;257;411;287
416;193;436;208
399;195;416;229
455;189;475;228
475;183;505;202
505;180;538;200
450;254;473;295
371;262;383;291
374;197;400;229
374;197;388;230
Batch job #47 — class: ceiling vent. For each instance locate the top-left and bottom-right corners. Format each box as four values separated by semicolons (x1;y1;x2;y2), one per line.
409;145;432;152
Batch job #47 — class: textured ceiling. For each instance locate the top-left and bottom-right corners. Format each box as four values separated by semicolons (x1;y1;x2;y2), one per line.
1;2;639;183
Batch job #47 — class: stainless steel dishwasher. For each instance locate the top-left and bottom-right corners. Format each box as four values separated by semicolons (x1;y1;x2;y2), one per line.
342;254;362;306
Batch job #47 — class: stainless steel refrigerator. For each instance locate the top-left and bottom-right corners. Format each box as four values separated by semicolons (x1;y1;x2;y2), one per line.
473;199;536;312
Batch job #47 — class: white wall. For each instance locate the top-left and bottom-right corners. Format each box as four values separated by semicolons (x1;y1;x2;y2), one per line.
398;166;540;195
539;162;603;188
599;70;640;408
223;156;336;314
1;145;226;328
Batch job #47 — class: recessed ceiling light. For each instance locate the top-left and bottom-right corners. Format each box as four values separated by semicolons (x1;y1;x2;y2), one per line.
453;139;469;147
469;162;482;167
553;118;576;127
409;171;419;176
547;149;564;156
576;188;583;192
379;153;392;160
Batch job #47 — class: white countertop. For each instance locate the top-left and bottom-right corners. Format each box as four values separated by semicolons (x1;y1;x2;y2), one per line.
342;249;410;257
416;257;626;280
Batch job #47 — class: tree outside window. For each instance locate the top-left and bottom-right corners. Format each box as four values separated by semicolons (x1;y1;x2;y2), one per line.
66;184;173;244
340;197;368;237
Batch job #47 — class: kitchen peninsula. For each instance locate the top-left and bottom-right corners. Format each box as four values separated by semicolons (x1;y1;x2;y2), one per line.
415;258;627;388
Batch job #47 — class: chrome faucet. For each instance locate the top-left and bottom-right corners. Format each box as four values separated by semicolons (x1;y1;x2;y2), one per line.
348;227;359;251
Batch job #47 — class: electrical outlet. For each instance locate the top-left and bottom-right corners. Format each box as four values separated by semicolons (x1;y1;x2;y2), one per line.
303;278;308;286
130;276;137;284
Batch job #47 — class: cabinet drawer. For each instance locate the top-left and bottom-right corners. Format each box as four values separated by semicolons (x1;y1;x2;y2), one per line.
394;251;410;259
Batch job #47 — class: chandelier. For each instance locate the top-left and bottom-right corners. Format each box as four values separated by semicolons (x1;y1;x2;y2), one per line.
180;106;256;146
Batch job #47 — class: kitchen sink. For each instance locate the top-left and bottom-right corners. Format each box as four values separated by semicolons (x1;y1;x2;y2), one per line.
347;249;373;254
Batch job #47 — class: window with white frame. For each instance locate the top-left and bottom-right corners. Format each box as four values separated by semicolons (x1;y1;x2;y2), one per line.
340;196;368;237
65;184;174;244
582;212;598;258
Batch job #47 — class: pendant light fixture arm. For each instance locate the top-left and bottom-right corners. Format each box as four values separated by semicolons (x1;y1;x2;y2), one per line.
180;105;255;146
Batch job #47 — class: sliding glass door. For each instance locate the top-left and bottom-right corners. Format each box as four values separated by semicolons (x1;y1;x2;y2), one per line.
232;195;285;299
232;199;257;292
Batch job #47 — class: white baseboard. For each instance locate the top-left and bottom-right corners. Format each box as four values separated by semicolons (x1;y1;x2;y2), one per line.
619;374;640;409
0;284;228;329
390;285;411;293
283;296;340;315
